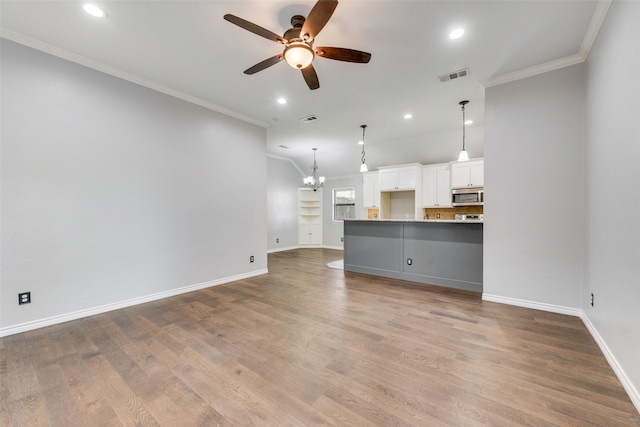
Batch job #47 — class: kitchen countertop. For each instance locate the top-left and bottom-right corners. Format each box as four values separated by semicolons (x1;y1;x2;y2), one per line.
345;218;484;224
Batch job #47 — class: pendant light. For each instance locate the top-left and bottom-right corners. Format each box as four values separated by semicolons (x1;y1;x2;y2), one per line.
457;100;470;162
359;124;368;172
303;148;325;191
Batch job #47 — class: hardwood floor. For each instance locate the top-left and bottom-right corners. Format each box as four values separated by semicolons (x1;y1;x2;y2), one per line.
2;248;639;426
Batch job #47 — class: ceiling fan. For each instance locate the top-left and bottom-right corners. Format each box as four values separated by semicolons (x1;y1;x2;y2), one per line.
223;0;371;90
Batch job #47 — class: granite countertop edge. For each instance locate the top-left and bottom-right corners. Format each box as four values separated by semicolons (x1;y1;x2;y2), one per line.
344;219;484;224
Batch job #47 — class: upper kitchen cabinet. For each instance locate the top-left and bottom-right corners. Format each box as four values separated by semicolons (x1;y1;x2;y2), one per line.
379;164;422;191
450;159;484;188
422;163;451;207
362;172;380;208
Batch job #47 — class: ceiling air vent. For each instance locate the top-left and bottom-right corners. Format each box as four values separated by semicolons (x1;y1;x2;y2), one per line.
299;115;318;123
439;68;470;83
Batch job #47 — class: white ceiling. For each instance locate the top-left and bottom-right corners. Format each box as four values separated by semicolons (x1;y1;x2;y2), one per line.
1;1;605;177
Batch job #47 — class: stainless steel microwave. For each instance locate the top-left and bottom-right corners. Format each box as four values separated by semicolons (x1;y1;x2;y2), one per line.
452;187;484;206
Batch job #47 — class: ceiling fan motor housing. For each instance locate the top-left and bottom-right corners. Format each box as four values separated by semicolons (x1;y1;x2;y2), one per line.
290;15;306;29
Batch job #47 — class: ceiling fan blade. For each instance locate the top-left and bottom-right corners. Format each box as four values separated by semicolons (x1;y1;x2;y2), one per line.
301;0;338;41
315;47;372;63
301;65;320;90
244;55;283;75
224;14;286;44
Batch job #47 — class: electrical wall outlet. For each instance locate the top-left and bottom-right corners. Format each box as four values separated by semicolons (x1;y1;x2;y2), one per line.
250;256;254;263
340;237;344;242
590;292;594;307
19;292;31;305
276;238;279;243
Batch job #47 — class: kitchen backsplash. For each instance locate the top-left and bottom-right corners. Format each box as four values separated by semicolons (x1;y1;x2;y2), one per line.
423;205;483;220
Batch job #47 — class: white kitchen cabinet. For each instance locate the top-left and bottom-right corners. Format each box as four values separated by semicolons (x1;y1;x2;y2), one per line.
450;159;484;188
379;165;421;191
298;188;322;246
362;172;380;208
422;164;452;207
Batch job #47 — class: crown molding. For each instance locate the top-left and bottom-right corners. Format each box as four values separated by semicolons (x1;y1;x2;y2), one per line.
1;28;270;129
580;0;613;55
481;53;585;88
267;153;305;177
325;173;363;181
482;0;612;88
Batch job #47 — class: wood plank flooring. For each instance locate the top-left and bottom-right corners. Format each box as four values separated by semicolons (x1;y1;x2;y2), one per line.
2;248;639;426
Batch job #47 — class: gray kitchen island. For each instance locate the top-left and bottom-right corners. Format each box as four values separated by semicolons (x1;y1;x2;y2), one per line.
343;219;483;292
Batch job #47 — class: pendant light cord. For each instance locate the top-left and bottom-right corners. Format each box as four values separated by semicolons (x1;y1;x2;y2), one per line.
361;125;367;164
459;100;469;152
462;104;466;150
460;100;468;151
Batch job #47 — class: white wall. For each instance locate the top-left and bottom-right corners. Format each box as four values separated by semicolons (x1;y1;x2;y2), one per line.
1;40;267;335
483;64;585;310
484;1;640;408
322;175;364;249
367;126;485;173
266;156;301;252
583;0;640;406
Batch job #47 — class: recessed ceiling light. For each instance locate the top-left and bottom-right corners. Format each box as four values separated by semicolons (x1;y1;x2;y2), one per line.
449;28;464;40
83;4;107;18
465;120;473;125
404;113;413;119
277;97;287;105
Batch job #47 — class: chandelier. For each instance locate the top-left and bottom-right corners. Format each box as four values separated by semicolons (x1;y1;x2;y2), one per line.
303;148;325;191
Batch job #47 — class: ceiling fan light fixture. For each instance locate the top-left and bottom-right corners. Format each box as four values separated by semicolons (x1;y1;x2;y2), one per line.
224;1;371;90
284;42;315;69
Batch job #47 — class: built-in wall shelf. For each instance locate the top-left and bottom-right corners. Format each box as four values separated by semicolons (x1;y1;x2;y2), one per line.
298;188;322;246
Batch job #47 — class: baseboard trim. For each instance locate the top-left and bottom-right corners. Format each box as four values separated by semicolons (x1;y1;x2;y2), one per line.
483;293;640;414
481;293;582;317
579;313;640;413
0;269;268;338
267;246;299;253
268;245;343;253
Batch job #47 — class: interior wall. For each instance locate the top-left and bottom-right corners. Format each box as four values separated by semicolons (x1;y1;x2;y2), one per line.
322;175;364;250
483;64;585;310
1;40;267;334
583;0;640;405
266;156;301;252
363;127;484;173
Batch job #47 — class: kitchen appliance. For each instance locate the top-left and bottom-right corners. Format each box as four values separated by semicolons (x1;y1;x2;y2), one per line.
455;214;484;221
452;187;483;206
